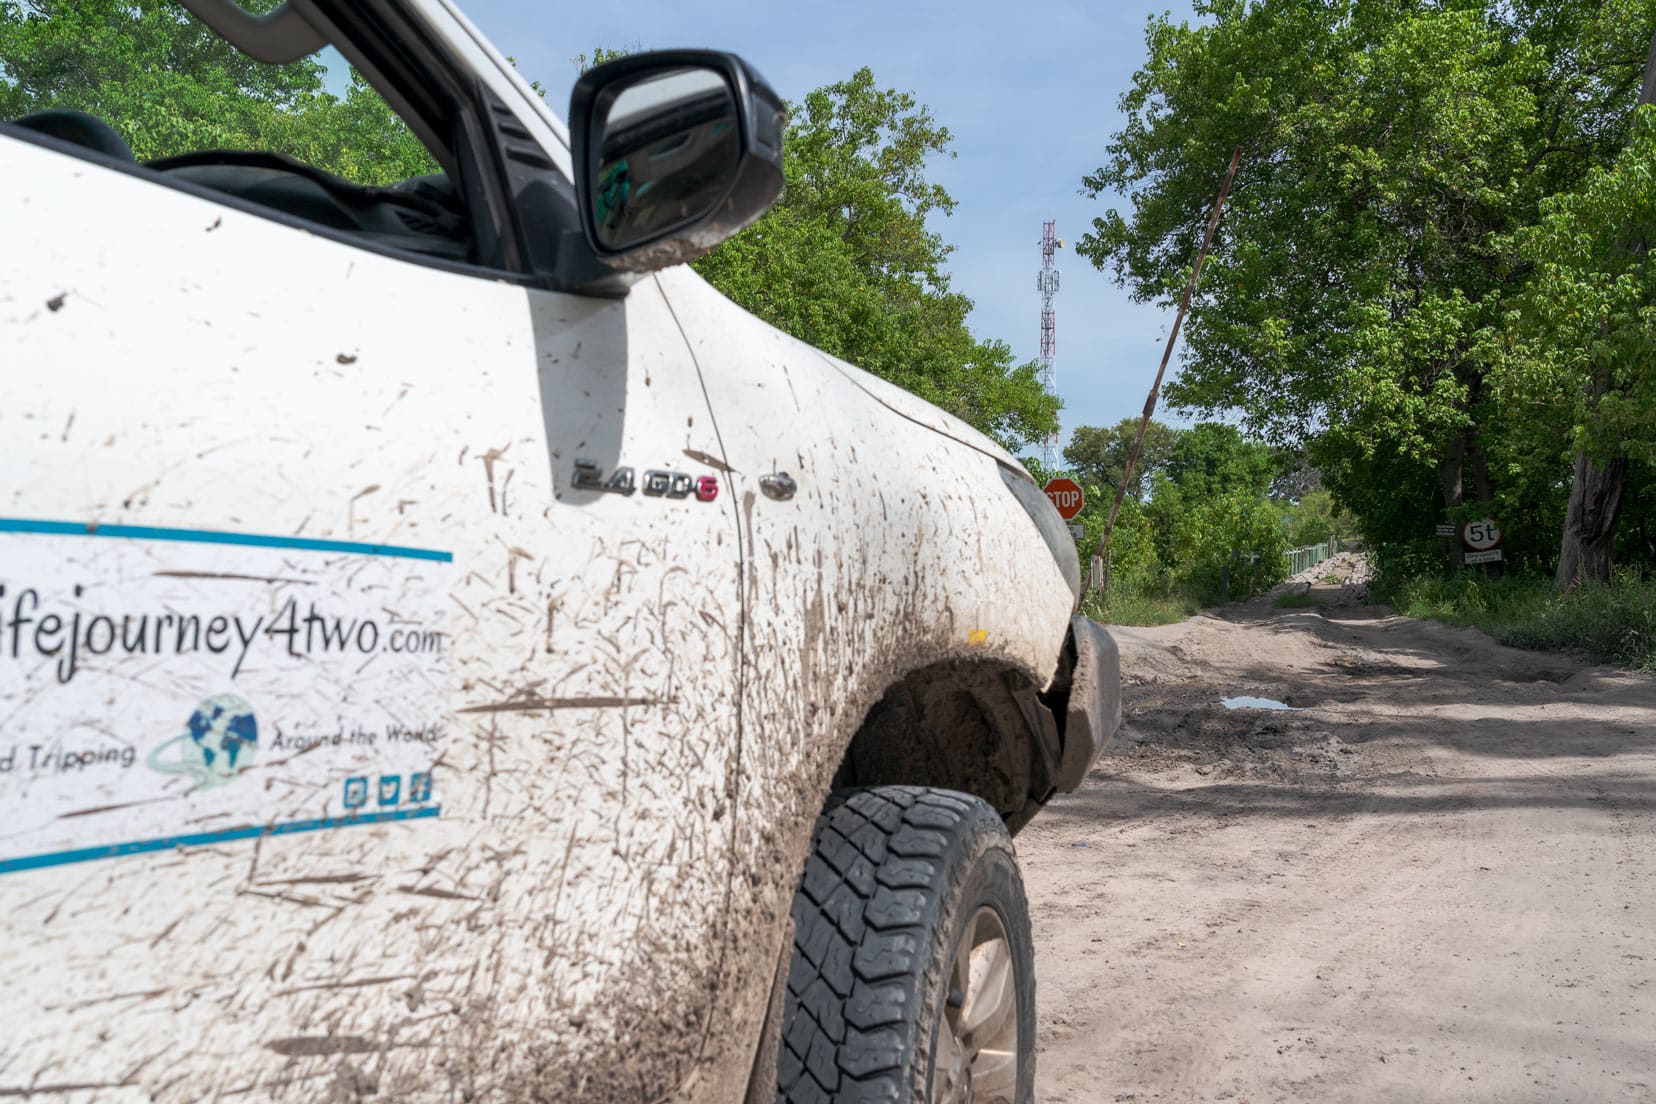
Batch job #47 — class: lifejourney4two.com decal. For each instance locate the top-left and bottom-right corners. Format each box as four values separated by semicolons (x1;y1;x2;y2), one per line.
0;519;452;874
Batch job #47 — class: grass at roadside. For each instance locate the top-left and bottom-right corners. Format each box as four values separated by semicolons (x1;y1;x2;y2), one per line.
1080;585;1203;626
1272;589;1323;608
1384;570;1656;673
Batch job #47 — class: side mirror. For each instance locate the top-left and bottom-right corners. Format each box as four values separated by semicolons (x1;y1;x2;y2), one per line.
570;51;785;271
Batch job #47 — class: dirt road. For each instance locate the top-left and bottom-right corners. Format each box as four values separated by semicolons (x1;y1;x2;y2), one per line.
1020;553;1656;1102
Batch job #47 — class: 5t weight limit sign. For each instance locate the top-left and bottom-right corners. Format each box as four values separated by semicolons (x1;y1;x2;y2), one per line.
1462;519;1501;551
1461;518;1503;565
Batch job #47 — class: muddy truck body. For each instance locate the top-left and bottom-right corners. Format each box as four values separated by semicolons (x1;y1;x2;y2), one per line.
0;2;1120;1100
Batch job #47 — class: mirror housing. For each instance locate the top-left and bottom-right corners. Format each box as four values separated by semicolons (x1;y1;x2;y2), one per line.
570;50;785;273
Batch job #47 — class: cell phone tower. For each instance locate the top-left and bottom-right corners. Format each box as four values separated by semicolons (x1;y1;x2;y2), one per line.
1036;220;1062;471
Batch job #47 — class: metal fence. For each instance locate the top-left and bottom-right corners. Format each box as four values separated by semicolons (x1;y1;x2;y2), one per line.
1287;542;1333;576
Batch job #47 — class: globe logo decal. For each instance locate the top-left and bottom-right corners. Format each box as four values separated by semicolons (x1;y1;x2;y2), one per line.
146;694;259;792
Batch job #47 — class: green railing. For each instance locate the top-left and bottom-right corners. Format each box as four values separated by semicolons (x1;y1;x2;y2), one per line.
1287;542;1332;576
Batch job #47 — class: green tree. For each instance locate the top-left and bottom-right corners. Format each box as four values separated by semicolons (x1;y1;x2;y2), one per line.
1141;470;1286;603
1267;448;1323;502
693;68;1059;451
1113;422;1287;601
1283;489;1347;549
264;68;437;184
1077;494;1164;591
1501;99;1656;588
0;0;435;183
1063;417;1178;501
1164;422;1272;501
1080;0;1653;566
1167;488;1289;601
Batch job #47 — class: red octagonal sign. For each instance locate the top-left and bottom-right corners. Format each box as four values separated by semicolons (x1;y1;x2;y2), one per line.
1043;477;1084;520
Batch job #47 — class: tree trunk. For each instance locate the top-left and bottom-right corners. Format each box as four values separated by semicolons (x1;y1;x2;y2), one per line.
1438;429;1492;511
1556;449;1628;590
1466;435;1494;506
1553;29;1656;592
1439;434;1465;571
1644;26;1656;106
1440;433;1465;510
1439;429;1495;573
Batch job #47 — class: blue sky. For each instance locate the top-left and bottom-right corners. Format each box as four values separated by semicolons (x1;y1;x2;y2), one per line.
462;0;1201;453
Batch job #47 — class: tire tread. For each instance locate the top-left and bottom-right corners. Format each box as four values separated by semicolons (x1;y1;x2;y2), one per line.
776;786;1003;1104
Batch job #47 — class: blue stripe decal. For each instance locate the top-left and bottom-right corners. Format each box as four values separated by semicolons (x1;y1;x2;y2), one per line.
0;806;441;875
0;518;451;562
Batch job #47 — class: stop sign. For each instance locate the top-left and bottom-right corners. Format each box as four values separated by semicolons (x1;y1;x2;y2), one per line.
1043;477;1084;520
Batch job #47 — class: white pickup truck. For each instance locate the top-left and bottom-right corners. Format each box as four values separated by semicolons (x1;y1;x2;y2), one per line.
0;3;1120;1101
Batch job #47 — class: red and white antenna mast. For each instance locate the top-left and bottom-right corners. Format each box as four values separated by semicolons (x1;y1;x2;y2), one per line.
1036;220;1062;470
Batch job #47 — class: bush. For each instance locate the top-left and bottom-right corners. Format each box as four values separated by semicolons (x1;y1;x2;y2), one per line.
1368;538;1452;599
1386;569;1656;672
1162;488;1289;604
1071;497;1164;596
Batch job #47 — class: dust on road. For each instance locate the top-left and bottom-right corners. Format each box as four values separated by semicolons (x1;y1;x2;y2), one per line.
1021;553;1655;1103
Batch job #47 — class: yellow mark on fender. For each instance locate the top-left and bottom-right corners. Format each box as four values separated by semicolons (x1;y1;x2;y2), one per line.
967;629;989;647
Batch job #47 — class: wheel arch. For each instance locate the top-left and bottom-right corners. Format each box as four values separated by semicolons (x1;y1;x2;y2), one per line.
826;615;1118;834
830;656;1061;834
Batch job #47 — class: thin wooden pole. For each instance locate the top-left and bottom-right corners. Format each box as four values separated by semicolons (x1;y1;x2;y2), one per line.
1092;144;1243;591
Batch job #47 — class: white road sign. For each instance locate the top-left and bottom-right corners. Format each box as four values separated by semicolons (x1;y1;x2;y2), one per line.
1462;519;1502;551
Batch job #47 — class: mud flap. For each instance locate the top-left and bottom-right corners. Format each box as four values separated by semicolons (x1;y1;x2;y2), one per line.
1054;615;1122;792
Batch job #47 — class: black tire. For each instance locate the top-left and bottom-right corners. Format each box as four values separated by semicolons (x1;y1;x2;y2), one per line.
776;786;1036;1104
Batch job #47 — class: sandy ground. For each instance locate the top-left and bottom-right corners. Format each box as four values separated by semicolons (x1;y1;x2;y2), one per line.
1019;552;1656;1103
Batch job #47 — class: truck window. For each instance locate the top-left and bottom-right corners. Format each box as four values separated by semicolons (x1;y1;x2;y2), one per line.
1;1;471;263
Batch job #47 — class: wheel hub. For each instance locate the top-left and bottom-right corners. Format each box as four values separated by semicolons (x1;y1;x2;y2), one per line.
933;906;1020;1104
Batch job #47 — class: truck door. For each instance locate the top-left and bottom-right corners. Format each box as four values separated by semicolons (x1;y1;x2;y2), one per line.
0;19;749;1102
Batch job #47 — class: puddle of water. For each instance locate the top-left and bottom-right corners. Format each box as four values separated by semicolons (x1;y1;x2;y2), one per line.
1220;695;1300;711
